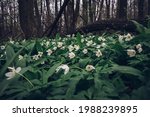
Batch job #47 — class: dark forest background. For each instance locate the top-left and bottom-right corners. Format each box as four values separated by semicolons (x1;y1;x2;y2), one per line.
0;0;150;39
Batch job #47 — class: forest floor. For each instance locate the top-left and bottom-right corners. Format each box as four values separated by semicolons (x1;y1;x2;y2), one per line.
0;21;150;100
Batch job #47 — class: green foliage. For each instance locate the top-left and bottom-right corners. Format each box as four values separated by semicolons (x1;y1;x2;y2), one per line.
132;20;150;34
0;22;150;99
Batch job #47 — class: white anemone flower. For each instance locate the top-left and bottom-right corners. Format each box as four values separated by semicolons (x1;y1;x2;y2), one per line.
32;55;39;60
18;55;23;60
74;45;80;51
53;47;57;50
83;49;88;54
46;41;50;47
0;54;3;58
127;49;136;57
61;46;65;50
10;40;14;44
68;52;75;59
98;37;106;42
96;45;101;49
56;64;69;75
101;43;106;48
86;65;95;72
38;52;43;57
125;33;133;41
67;35;71;38
81;39;84;43
136;44;142;49
137;48;143;53
68;45;74;52
57;42;63;48
41;61;45;65
46;49;53;56
118;35;124;43
0;45;5;50
52;42;56;45
86;40;93;46
5;67;21;80
96;50;102;57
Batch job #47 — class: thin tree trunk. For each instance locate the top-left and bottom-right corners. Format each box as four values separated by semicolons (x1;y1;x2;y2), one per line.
34;0;42;36
138;0;145;20
82;0;88;25
117;0;127;20
42;0;71;37
106;0;110;19
148;0;150;15
98;0;104;20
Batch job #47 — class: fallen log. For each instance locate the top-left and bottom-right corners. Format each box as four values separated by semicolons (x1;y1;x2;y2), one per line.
74;20;148;34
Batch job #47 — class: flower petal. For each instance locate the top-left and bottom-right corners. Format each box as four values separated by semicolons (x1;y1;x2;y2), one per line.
16;67;21;73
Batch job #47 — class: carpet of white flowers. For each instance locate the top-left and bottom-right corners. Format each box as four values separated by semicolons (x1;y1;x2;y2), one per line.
0;32;150;99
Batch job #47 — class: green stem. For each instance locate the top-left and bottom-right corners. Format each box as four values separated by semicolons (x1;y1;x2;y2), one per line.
71;66;84;71
17;72;34;87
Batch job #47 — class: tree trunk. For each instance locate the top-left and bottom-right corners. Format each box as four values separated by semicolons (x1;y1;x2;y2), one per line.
148;0;150;15
82;0;88;25
138;0;145;20
0;1;4;37
42;0;71;37
18;0;37;39
106;0;110;19
98;0;104;20
34;0;42;36
89;0;93;23
117;0;127;20
74;0;80;27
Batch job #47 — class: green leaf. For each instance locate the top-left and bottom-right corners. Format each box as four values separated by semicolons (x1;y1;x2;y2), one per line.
110;65;144;80
25;41;36;55
16;58;26;68
56;33;60;42
0;66;33;97
76;33;82;47
147;19;150;29
36;41;43;52
0;45;25;78
132;20;146;34
79;58;91;68
65;74;82;99
43;63;62;84
5;45;15;62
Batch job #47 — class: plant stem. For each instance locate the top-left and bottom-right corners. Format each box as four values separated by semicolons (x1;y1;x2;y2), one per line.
17;72;34;87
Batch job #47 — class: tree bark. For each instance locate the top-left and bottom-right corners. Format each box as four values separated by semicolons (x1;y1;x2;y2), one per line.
117;0;127;20
18;0;37;39
34;0;42;36
106;0;110;19
148;0;150;15
98;0;104;20
42;0;71;37
138;0;145;20
82;0;88;25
